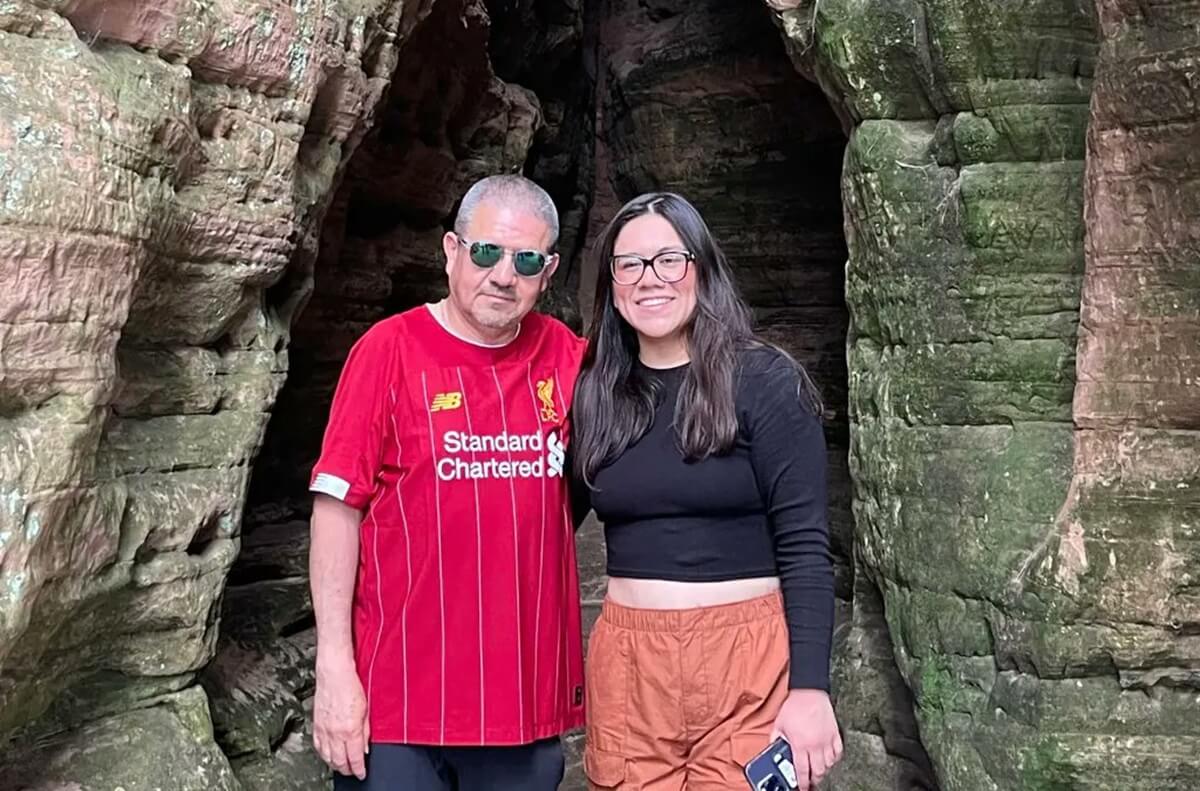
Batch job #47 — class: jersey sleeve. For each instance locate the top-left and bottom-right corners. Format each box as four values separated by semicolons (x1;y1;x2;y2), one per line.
309;323;397;511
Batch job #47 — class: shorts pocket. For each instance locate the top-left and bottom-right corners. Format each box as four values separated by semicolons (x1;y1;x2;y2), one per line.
583;748;628;789
730;732;772;768
585;619;629;753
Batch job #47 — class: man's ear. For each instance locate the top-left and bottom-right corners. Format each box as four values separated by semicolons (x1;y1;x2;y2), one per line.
442;232;459;274
540;253;560;293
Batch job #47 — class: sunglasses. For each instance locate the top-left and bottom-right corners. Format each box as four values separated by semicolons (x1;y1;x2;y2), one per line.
457;236;554;277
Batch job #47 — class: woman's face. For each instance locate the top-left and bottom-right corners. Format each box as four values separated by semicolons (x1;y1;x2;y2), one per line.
610;213;698;348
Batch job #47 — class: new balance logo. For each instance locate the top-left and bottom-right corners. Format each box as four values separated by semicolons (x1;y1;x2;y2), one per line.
430;391;462;412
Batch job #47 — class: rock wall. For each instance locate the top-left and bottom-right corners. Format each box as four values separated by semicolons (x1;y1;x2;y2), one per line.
0;0;409;786
771;0;1093;786
1045;1;1200;785
764;0;1200;788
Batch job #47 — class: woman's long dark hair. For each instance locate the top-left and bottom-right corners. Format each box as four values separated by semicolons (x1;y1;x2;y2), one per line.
572;192;823;485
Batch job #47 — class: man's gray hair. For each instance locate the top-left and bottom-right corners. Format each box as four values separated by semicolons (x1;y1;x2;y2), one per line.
454;174;560;248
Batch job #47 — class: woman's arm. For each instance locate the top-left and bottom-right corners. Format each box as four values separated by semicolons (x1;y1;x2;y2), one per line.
746;351;841;790
747;353;834;690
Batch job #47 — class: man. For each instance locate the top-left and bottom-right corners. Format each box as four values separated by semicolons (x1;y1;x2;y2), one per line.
308;175;587;790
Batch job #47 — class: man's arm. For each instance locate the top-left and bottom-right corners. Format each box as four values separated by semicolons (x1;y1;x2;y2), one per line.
311;493;361;668
310;494;369;780
305;321;397;780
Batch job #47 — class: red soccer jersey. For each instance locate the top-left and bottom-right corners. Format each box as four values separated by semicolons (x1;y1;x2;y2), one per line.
309;305;587;746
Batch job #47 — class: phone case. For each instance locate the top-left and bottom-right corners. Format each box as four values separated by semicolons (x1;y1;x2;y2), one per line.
743;737;800;790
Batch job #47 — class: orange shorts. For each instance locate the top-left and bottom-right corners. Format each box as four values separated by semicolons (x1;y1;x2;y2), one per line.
583;592;790;790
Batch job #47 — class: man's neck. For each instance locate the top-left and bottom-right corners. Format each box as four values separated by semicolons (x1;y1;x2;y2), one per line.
434;299;519;347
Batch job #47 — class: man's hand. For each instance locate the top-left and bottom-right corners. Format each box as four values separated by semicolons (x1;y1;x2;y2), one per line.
313;659;370;780
769;688;842;790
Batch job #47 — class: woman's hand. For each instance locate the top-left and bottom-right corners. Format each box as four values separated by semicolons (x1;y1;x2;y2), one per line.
770;688;842;790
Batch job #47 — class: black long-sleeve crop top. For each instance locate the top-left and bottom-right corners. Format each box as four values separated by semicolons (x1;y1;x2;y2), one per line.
584;347;834;690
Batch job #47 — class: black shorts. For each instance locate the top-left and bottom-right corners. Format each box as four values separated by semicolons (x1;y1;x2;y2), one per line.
333;737;565;791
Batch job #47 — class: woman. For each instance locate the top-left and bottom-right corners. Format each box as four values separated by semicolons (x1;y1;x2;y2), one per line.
572;192;841;790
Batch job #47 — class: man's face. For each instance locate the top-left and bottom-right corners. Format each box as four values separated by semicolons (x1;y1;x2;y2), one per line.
441;201;558;334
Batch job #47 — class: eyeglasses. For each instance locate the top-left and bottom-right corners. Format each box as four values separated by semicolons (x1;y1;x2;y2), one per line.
610;250;693;286
457;236;553;277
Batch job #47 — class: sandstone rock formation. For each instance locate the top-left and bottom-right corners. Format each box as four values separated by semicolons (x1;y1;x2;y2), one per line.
1;0;419;786
763;1;1200;788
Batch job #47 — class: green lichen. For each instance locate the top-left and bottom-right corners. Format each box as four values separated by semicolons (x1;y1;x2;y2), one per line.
918;656;969;716
1020;738;1081;791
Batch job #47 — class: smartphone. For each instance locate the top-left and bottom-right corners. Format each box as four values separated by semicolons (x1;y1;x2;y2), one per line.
743;737;800;790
